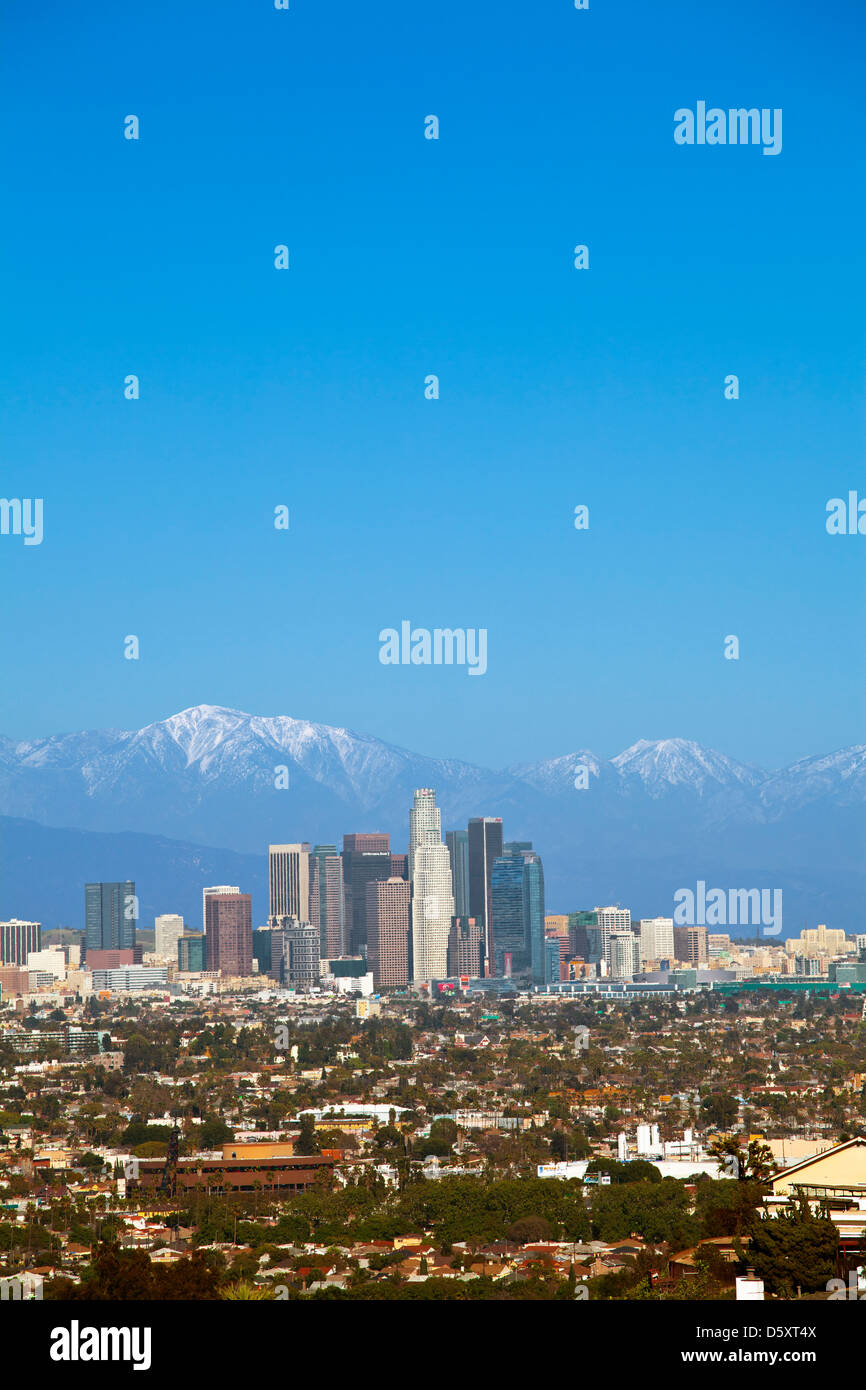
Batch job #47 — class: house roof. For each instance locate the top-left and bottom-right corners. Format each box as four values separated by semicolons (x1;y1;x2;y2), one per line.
768;1137;866;1188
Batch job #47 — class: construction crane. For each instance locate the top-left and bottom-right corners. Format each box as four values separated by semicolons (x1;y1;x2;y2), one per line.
158;1126;180;1199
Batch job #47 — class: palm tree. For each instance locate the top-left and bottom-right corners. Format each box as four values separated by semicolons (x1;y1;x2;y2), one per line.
221;1279;274;1299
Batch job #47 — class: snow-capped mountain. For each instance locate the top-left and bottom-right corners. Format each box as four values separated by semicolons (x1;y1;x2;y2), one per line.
611;738;765;794
0;706;863;932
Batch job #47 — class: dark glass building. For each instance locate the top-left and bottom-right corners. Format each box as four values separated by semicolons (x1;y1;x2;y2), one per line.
85;882;136;955
490;844;546;983
445;830;470;917
467;817;503;970
178;934;207;972
341;833;392;956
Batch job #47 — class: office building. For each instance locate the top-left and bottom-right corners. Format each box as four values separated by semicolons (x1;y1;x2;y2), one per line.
608;931;641;979
390;852;408;879
0;966;30;997
0;919;41;965
491;848;527;973
593;906;631;963
523;850;546;985
784;923;848;958
205;893;252;977
309;845;345;958
25;947;66;980
447;916;486;979
202;885;239;931
446;830;470;917
544;936;561;986
268;844;310;925
639;917;675;965
468;816;503;969
85;882;136;955
366;878;410;987
252;927;273;975
567;910;599;960
489;843;546;982
342;833;392;956
409;789;454;982
90;967;168;992
154;914;185;958
178;935;207;972
86;948;142;970
673;924;709;966
277;921;320;989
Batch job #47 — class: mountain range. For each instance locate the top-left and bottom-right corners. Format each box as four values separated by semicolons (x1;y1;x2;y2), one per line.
1;705;863;936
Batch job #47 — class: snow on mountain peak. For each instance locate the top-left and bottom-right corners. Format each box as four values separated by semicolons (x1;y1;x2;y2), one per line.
611;738;763;792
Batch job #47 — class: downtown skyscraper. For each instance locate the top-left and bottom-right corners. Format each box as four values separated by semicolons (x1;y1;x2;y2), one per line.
490;842;546;983
409;788;454;983
268;844;310;925
309;844;345;958
468;816;503;974
342;833;392;956
85;882;136;954
445;829;470;916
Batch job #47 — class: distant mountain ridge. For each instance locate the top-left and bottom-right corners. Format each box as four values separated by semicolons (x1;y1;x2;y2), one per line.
0;706;863;934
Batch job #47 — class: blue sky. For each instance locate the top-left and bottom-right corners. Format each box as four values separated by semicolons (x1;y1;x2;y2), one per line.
1;0;863;770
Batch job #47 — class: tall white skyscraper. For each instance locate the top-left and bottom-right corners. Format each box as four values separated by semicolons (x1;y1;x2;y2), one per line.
409;788;454;983
639;916;675;964
594;905;631;962
154;914;185;958
202;885;240;930
268;844;310;925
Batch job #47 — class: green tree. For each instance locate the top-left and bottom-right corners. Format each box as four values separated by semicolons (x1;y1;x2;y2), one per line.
295;1114;321;1155
745;1198;839;1297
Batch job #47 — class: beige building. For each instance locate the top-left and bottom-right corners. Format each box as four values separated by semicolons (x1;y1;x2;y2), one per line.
268;844;310;924
784;923;848;958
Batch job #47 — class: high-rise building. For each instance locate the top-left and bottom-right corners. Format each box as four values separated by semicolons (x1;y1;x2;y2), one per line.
205;893;252;977
544;936;561;986
178;934;206;972
366;878;410;987
410;789;454;982
447;916;485;979
390;853;409;880
490;844;545;982
468;817;503;970
309;845;345;958
0;919;41;965
445;830;470;917
202;885;240;931
491;848;526;974
277;922;321;990
342;833;392;956
639;917;675;965
545;914;570;941
594;906;631;963
673;924;708;966
608;930;641;979
85;882;136;955
154;914;185;959
523;850;546;985
252;927;273;975
268;844;310;925
567;910;599;960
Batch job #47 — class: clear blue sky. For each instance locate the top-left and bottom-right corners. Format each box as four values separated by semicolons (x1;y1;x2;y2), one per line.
1;0;863;770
